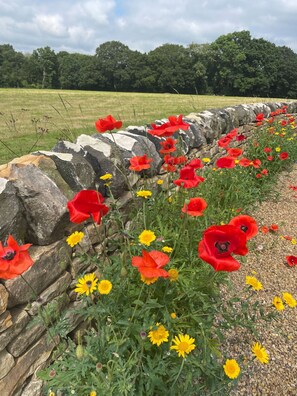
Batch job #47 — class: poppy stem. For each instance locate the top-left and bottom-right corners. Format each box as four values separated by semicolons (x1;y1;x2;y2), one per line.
170;358;185;391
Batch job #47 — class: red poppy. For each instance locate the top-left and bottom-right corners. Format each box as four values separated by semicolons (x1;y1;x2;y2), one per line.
227;148;243;158
281;120;287;126
129;154;153;171
162;155;187;172
264;147;272;153
236;134;246;141
256;113;264;122
0;235;34;280
148;115;189;137
217;136;232;148
148;122;172;137
250;159;261;168
283;235;292;241
173;166;205;188
238;157;251;167
67;190;109;224
182;197;207;216
229;215;258;240
260;226;269;234
269;224;278;232
286;255;297;267
267;156;274;161
132;250;170;278
226;128;238;139
289;185;297;191
261;169;269;176
159;138;177;154
95;115;122;133
255;173;262;179
279;152;289;160
216;156;236;169
198;224;248;272
188;158;203;169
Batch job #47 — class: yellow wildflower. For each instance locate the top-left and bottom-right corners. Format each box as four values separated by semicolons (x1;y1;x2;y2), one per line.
282;292;297;308
252;342;269;364
136;190;152;199
100;173;113;180
170;334;196;358
98;280;112;295
245;276;263;291
156;179;164;185
148;324;169;346
272;296;284;311
223;359;241;379
162;246;173;253
66;231;84;247
168;268;179;282
138;230;156;246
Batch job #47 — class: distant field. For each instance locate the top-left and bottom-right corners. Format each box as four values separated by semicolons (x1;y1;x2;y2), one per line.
0;88;287;164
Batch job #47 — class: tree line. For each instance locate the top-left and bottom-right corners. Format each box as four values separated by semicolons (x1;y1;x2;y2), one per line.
1;31;297;98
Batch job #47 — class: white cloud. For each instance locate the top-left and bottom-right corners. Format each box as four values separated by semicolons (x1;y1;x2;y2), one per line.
33;14;67;37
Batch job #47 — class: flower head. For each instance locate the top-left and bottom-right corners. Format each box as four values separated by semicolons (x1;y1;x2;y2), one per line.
173;166;204;189
75;273;98;296
95;115;122;133
279;152;289;160
223;359;241;379
136;190;152;199
216;156;236;169
182;197;207;217
227;148;243;158
132;250;170;278
129;155;153;171
98;280;112;295
198;224;248;272
246;276;263;291
162;246;173;253
138;230;156;246
140;274;158;285
148;323;169;346
99;173;113;180
0;235;33;280
66;231;84;247
282;292;297;308
286;255;297;267
159;137;177;154
252;342;269;364
170;334;196;358
168;268;179;282
273;296;284;311
67;190;109;224
229;215;258;240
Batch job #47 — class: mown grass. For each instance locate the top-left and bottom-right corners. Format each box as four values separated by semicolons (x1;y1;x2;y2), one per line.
0;88;287;164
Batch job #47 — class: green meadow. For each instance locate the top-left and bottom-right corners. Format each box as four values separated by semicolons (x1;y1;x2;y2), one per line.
0;88;287;164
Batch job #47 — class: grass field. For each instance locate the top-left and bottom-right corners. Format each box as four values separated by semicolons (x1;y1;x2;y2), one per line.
0;88;288;165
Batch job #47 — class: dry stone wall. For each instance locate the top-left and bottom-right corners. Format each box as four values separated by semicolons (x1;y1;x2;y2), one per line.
0;101;297;395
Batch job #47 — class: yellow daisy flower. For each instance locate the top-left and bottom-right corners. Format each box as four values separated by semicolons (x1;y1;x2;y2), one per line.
202;157;211;163
90;391;97;396
138;230;156;246
282;292;297;308
98;280;112;295
272;296;284;311
136;190;152;199
148;323;169;346
168;268;179;282
140;274;158;285
170;334;196;358
275;147;281;152
245;276;263;291
100;173;113;180
156;179;164;185
223;359;241;379
252;342;269;364
74;273;98;296
170;312;177;319
162;246;173;253
291;238;297;245
66;231;84;247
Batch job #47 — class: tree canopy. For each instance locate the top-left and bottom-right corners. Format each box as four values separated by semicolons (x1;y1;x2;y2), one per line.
1;31;297;98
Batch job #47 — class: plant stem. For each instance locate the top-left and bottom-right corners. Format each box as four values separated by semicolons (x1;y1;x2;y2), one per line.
170;358;185;391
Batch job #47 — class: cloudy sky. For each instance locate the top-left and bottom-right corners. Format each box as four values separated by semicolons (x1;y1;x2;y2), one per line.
1;0;297;55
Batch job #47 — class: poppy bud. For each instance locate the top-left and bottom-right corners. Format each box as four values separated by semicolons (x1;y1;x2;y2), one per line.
120;266;128;277
76;345;84;360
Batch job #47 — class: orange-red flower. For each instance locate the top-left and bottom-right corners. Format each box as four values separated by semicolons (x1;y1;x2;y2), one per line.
182;197;207;216
226;128;238;139
173;166;204;188
236;134;246;141
188;158;203;169
289;185;297;191
148;115;189;137
217;136;232;148
0;236;34;280
95;115;122;133
227;148;243;158
264;147;272;153
286;255;297;267
279;152;289;160
256;113;264;122
159;138;177;154
132;250;170;278
198;224;248;272
229;215;258;240
267;156;274;161
269;224;278;232
238;157;251;167
260;226;269;234
67;190;109;224
250;159;261;168
129;155;153;171
261;169;269;176
216;156;236;169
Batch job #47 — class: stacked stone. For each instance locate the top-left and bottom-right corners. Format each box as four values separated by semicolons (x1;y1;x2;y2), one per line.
0;101;296;395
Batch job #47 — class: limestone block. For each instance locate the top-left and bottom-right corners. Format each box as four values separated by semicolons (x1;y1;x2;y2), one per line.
28;271;72;315
0;349;15;380
7;321;46;357
35;150;96;192
19;376;44;396
8;162;70;245
0;334;58;396
0;311;12;333
0;284;8;315
0;308;29;351
5;241;71;308
0;178;27;242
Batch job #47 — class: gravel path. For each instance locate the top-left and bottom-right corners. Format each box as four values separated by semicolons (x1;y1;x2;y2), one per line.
220;164;297;396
